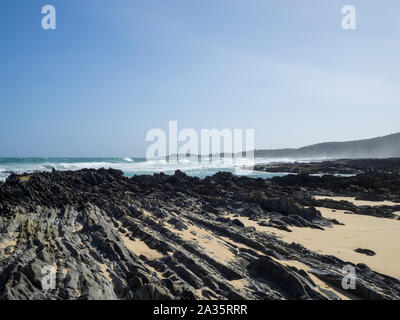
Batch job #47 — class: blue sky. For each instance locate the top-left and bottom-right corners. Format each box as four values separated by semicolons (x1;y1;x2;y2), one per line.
0;0;399;157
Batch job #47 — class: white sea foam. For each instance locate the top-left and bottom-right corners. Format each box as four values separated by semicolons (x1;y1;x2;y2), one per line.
0;157;300;181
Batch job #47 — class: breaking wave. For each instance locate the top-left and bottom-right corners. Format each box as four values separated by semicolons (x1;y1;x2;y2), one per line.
0;157;294;181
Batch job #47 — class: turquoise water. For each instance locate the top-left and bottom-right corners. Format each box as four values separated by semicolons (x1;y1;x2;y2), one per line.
0;157;289;181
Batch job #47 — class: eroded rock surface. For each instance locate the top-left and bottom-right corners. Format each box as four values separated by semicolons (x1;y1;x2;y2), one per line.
0;169;399;300
254;158;400;175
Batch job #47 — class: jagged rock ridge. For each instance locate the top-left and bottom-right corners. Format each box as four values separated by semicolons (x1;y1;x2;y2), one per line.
0;169;399;300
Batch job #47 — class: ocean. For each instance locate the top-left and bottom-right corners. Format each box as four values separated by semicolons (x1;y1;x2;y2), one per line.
0;157;295;182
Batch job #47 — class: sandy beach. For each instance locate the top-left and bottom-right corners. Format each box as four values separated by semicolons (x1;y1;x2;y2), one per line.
120;232;163;261
228;197;400;279
1;166;400;300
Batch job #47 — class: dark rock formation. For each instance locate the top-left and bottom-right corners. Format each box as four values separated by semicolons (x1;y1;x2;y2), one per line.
254;158;400;175
355;249;376;257
267;171;400;218
0;169;399;300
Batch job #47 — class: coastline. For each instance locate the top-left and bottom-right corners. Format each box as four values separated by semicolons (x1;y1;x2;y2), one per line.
1;159;400;300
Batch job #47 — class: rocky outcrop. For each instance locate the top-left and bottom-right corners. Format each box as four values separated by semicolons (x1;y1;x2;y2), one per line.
269;171;400;218
0;169;399;300
254;158;400;175
355;249;376;257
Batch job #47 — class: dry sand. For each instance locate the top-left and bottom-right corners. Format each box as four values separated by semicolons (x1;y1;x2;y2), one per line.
166;223;237;262
229;279;249;290
0;239;17;250
99;263;113;283
229;209;400;279
0;238;17;257
119;233;163;261
166;218;356;299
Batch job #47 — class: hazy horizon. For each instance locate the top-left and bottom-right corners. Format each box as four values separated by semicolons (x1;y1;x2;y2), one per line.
1;1;400;157
0;130;398;159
